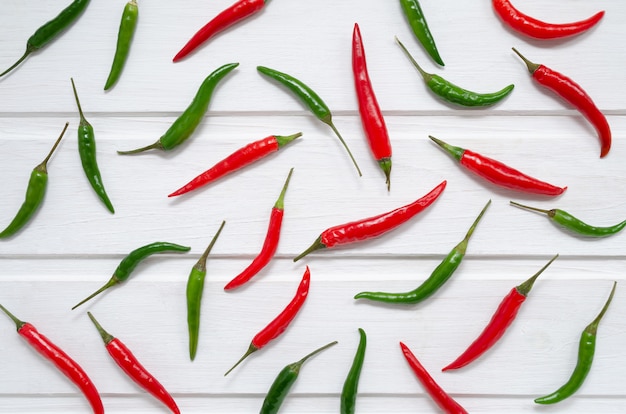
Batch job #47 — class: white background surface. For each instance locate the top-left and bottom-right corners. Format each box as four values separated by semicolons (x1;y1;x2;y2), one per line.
1;0;625;413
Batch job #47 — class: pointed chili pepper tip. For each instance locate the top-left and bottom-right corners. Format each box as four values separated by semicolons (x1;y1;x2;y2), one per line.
293;236;326;262
511;48;540;74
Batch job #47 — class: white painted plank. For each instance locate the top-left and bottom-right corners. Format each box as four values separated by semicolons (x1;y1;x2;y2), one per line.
0;1;623;114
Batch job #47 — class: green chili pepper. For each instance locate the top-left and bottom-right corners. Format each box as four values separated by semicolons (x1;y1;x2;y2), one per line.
341;328;367;414
187;221;225;361
70;78;115;214
399;0;444;66
260;341;337;414
0;0;90;77
104;0;139;91
510;201;626;238
117;62;239;154
535;281;617;405
395;37;514;107
0;123;68;239
354;199;490;304
256;66;362;176
72;241;191;309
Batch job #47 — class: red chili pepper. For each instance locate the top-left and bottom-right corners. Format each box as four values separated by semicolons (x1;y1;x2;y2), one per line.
0;305;104;414
224;266;311;376
87;312;180;414
492;0;604;39
293;180;446;262
442;254;558;372
430;136;566;196
400;341;468;414
173;0;267;62
512;49;611;158
352;23;393;190
168;132;301;197
224;168;293;290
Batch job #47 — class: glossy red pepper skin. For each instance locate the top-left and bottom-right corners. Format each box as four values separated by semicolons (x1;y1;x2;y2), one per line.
352;23;392;190
513;49;611;158
173;0;266;62
87;312;179;413
224;168;293;290
225;266;311;376
293;180;446;261
430;136;566;196
0;305;103;414
442;255;558;371
492;0;604;39
168;133;300;197
400;342;467;414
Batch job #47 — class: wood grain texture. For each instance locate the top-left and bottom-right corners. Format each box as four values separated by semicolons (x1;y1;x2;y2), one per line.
0;0;625;413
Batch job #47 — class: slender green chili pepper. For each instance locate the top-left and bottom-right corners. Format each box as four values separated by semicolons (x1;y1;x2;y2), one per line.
71;78;114;213
396;37;514;107
0;0;90;77
354;200;490;304
260;341;337;414
72;241;191;309
256;66;362;176
341;328;367;414
510;201;626;238
117;62;239;154
0;123;68;239
187;221;225;361
104;0;139;91
399;0;444;66
535;281;616;405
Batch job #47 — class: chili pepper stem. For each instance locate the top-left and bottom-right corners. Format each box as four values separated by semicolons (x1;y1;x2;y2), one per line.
117;141;164;155
456;200;491;254
87;312;114;344
293;237;326;262
509;200;552;215
70;78;87;121
587;281;616;335
275;168;294;210
379;158;392;191
323;117;362;177
294;340;338;369
195;220;226;272
71;277;120;310
395;36;432;82
0;46;34;78
511;48;540;74
517;254;559;296
275;132;302;147
0;304;27;330
36;122;69;173
428;136;463;161
224;343;258;376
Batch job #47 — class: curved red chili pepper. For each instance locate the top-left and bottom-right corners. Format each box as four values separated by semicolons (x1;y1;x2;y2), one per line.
352;23;392;190
0;305;103;414
400;342;468;414
87;313;180;414
293;180;446;262
442;254;558;372
430;136;566;196
512;49;611;158
168;132;301;197
492;0;604;39
173;0;267;62
225;266;311;376
224;168;293;290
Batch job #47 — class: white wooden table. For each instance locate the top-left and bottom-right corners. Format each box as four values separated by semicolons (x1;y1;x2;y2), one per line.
1;1;625;412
